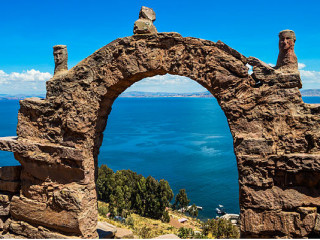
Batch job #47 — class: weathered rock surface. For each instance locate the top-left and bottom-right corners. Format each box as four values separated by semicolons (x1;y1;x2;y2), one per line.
154;233;180;239
0;193;12;217
0;31;318;238
5;219;78;239
114;228;134;239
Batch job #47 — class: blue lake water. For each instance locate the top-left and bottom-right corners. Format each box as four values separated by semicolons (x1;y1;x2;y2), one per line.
0;96;320;219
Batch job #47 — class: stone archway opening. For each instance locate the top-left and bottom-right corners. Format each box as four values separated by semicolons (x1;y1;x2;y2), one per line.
96;74;240;223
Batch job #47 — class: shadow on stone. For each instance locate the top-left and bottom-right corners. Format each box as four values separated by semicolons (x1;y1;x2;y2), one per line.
97;222;116;239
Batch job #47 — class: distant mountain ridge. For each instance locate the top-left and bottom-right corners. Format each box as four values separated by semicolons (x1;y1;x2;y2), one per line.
120;89;320;98
300;89;320;97
0;89;319;100
0;94;45;100
119;91;213;98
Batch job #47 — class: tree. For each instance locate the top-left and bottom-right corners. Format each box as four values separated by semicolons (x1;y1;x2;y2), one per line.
202;218;240;239
188;203;198;218
178;228;196;239
161;210;170;223
97;165;174;221
97;165;114;202
174;189;190;212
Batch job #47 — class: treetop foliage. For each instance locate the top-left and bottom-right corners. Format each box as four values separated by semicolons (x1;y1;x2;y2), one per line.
97;164;173;220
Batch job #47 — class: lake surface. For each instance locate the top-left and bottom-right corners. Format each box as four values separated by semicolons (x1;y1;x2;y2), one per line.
0;96;320;219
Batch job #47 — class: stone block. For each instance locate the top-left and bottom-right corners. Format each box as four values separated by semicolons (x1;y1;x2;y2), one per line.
154;234;180;239
241;186;320;210
53;188;83;211
10;196;81;234
297;206;317;215
139;6;156;21
0;166;21;181
0;218;3;230
8;219;77;239
241;208;317;238
134;19;157;35
18;159;84;183
0;193;11;216
315;214;320;233
236;138;274;155
0;180;20;193
97;221;116;239
115;228;134;239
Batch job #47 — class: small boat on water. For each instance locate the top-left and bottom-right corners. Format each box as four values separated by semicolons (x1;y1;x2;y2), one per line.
215;205;226;215
183;205;203;211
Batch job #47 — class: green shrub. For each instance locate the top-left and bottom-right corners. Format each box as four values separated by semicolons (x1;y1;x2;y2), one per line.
202;218;239;239
161;211;170;223
137;226;153;239
98;205;108;217
125;216;135;227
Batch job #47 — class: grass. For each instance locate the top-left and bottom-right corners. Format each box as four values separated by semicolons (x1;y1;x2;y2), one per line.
97;201;202;238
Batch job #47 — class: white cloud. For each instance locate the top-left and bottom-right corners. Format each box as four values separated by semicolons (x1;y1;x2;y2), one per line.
298;63;306;70
139;74;193;85
0;69;52;83
268;63;275;67
128;68;320;92
298;63;320;89
300;70;320;87
126;74;206;93
0;69;52;94
246;64;253;74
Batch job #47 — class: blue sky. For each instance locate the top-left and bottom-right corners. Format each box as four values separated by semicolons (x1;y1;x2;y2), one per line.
1;0;320;94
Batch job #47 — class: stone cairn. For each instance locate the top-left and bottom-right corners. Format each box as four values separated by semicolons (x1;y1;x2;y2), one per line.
133;6;157;34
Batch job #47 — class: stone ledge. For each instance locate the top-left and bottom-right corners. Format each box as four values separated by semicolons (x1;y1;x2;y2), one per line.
0;137;83;162
241;185;320;210
272;153;320;172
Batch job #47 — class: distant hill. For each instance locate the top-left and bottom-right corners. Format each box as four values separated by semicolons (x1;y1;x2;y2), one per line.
121;90;320;98
0;94;45;100
300;89;320;97
0;90;319;100
119;91;213;98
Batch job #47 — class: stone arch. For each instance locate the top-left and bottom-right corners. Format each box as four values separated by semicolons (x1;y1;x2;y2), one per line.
0;32;319;238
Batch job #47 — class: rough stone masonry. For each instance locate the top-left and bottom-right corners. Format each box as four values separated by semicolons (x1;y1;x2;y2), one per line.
0;7;319;238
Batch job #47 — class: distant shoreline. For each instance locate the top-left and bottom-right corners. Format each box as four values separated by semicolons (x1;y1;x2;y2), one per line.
118;90;320;98
1;89;320;100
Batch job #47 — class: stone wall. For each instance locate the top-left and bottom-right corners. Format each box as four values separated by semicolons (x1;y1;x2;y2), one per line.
0;33;319;238
0;166;21;235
